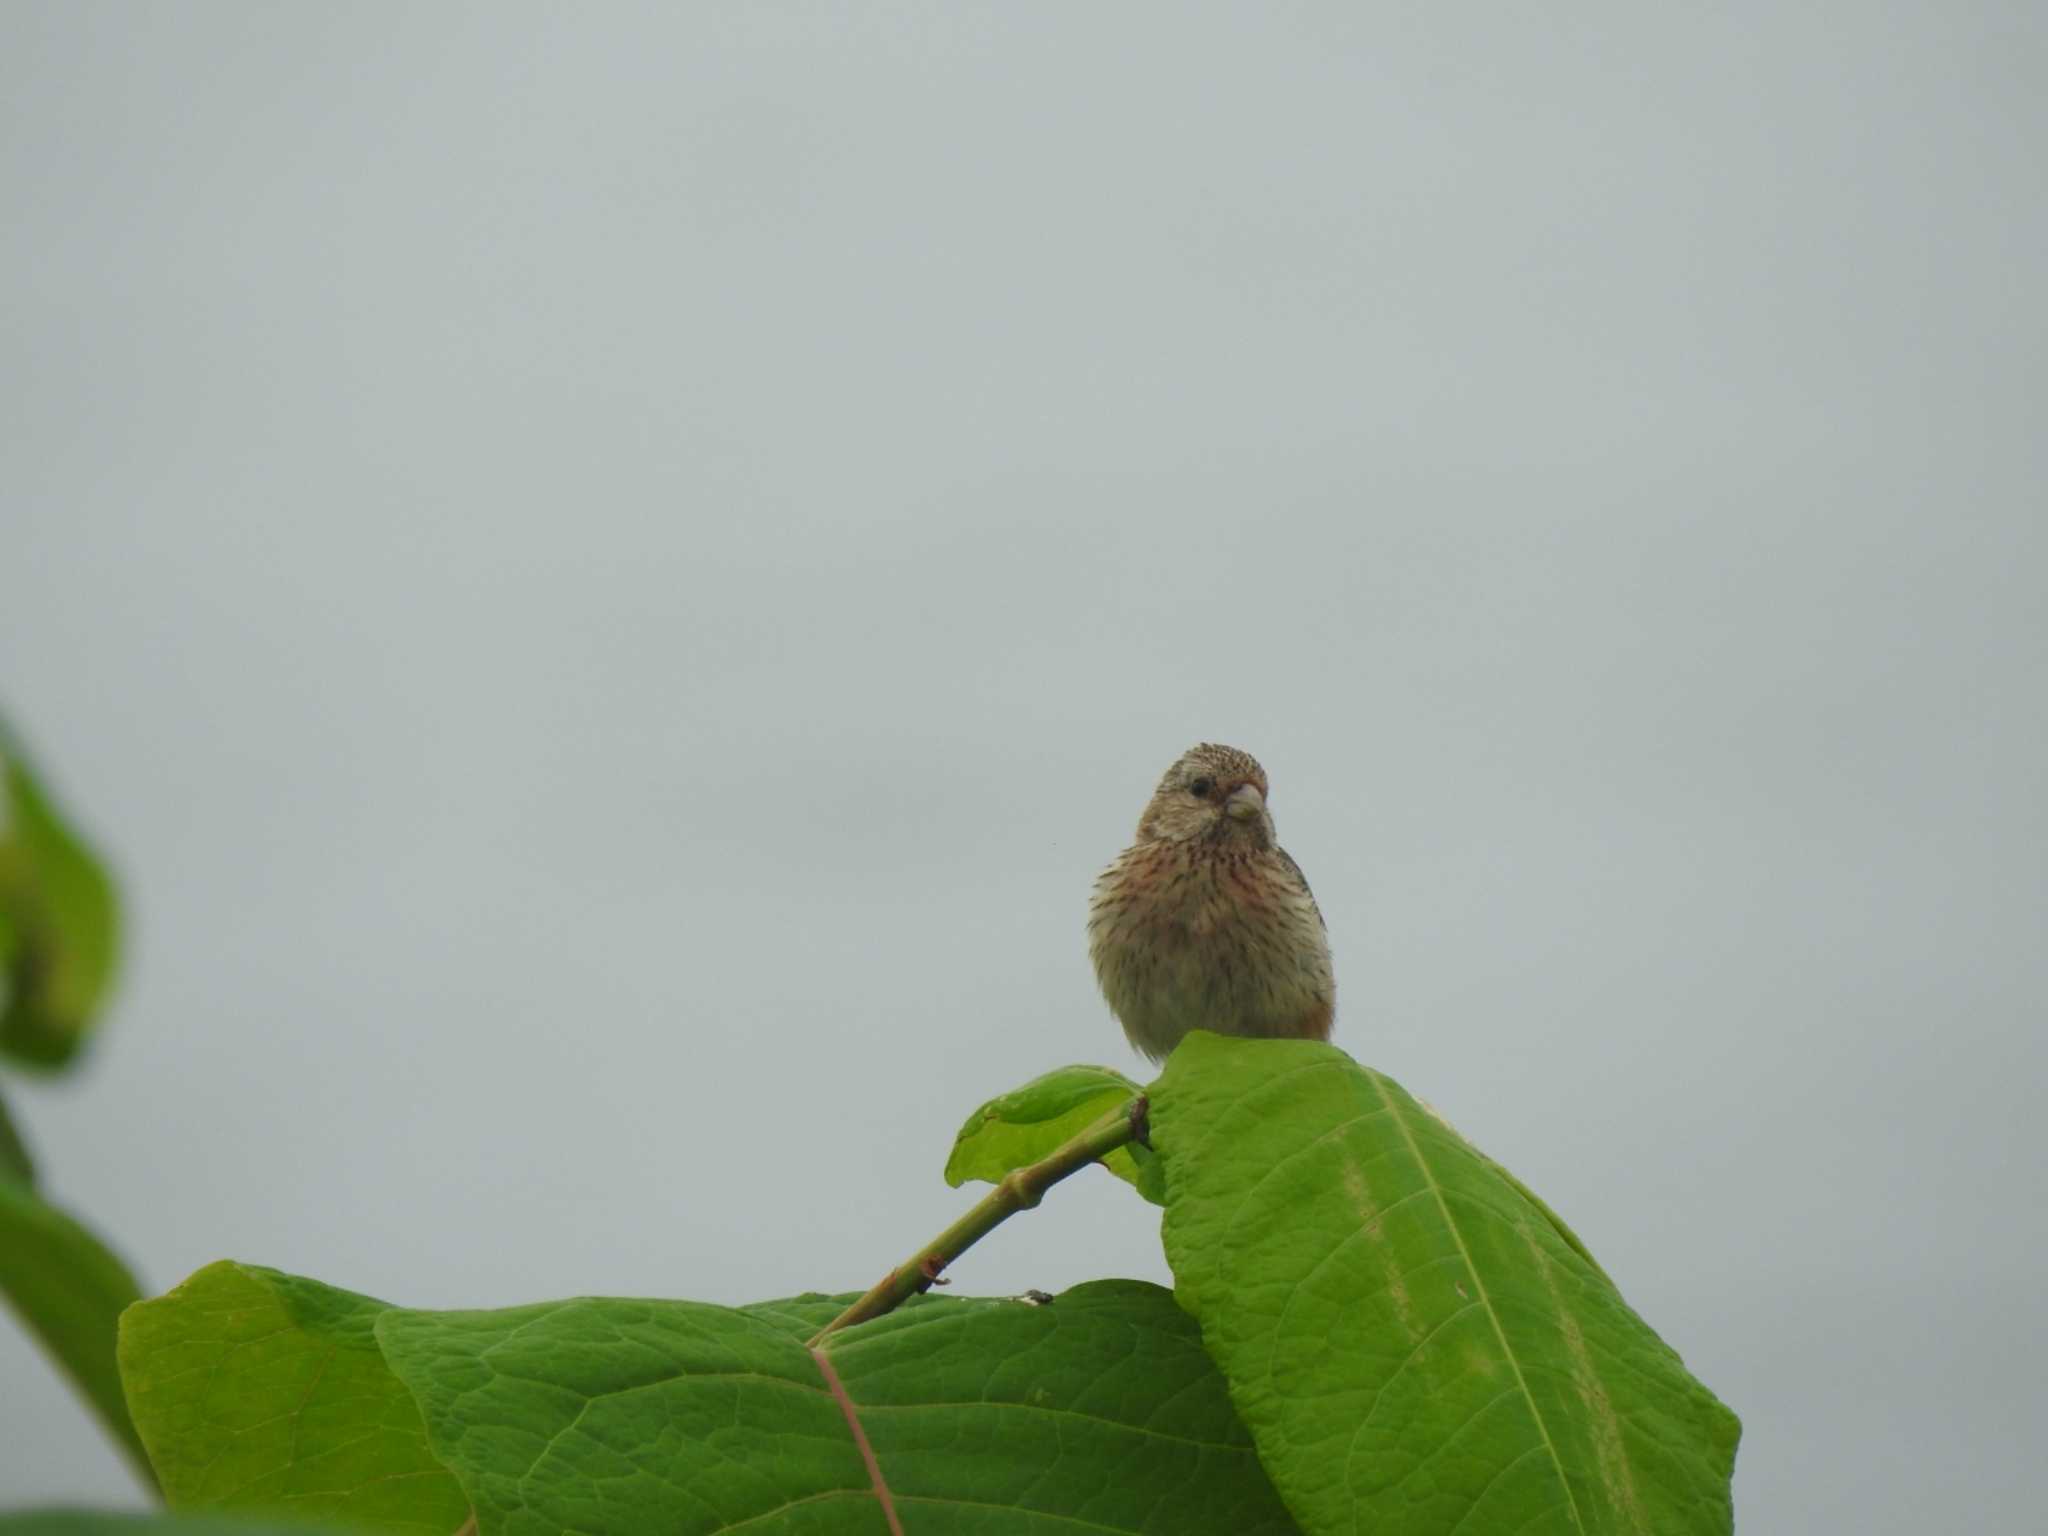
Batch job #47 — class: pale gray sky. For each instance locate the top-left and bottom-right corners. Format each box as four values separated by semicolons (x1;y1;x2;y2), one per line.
4;4;2042;1530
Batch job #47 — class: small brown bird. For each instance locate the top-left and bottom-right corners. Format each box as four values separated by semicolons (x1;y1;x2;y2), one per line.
1089;743;1335;1062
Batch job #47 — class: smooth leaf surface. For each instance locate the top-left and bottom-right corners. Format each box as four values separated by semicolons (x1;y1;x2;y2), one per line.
0;1179;154;1490
0;1514;375;1536
733;1292;868;1339
0;727;121;1070
118;1263;468;1535
1152;1033;1740;1536
944;1064;1162;1204
376;1278;1299;1536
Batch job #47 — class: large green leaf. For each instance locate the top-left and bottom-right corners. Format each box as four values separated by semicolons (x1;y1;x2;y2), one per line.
1151;1033;1740;1536
0;726;121;1070
120;1264;1294;1536
734;1293;860;1336
944;1063;1162;1204
375;1279;1298;1536
0;1179;155;1491
117;1263;469;1535
0;1514;376;1535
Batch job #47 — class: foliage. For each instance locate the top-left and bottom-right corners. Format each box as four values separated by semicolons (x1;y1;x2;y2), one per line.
116;1262;1293;1536
1;715;1740;1534
0;720;152;1490
0;721;120;1069
117;1263;467;1534
0;1516;349;1536
944;1062;1163;1203
0;1182;152;1484
1152;1034;1740;1534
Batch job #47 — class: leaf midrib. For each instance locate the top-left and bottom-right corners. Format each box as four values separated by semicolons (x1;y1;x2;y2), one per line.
1365;1067;1589;1535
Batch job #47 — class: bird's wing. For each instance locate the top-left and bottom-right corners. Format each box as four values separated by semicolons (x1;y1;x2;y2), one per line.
1276;846;1327;928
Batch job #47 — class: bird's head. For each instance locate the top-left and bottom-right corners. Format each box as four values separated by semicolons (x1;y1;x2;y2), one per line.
1134;742;1276;850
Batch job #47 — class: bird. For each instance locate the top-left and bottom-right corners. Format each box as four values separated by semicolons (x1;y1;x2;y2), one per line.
1088;743;1335;1062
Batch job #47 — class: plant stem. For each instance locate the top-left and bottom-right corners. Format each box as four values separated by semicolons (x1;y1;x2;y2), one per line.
808;1094;1147;1346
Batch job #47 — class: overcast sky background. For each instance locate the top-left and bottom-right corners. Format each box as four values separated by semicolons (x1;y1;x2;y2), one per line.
4;4;2042;1530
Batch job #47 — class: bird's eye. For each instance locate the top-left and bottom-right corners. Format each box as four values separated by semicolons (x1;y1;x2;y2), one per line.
1188;777;1213;798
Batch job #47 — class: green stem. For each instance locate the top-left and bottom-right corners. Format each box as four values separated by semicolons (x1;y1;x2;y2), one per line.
809;1094;1148;1346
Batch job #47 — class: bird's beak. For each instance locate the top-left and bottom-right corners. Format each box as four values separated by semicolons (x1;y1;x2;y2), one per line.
1223;782;1266;822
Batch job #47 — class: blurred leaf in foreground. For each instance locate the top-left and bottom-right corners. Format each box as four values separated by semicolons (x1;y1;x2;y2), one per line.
0;1178;155;1492
0;1084;34;1184
0;723;121;1070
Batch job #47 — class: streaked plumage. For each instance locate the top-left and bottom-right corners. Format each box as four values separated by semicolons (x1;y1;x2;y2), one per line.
1089;743;1335;1062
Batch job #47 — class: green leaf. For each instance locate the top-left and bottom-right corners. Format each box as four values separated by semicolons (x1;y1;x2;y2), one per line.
1151;1033;1741;1536
376;1278;1299;1536
0;725;122;1070
0;1083;35;1185
0;1514;377;1536
944;1063;1163;1204
733;1292;873;1340
117;1262;469;1535
0;1179;155;1492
